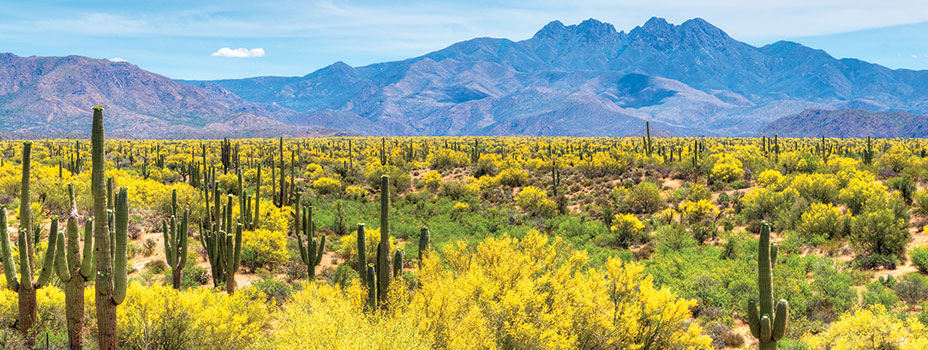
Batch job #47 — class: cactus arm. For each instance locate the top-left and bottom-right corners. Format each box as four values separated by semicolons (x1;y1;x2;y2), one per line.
770;244;778;267
0;209;19;291
54;230;70;283
35;217;59;288
760;315;772;342
747;299;760;338
163;219;175;268
80;219;94;279
178;209;188;269
232;224;242;273
315;236;325;266
112;187;128;305
772;300;789;341
297;209;308;265
18;225;32;289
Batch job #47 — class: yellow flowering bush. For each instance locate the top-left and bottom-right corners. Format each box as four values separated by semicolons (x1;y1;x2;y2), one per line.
710;155;744;182
839;177;887;214
452;202;470;212
680;199;719;224
312;176;341;195
412;231;712;349
756;169;784;188
304;163;324;179
798;203;847;244
255;282;429;349
497;167;528;187
790;173;840;203
421;170;442;191
241;228;290;271
345;185;366;200
515;186;556;217
805;305;928;350
428;149;469;169
113;282;269;350
609;213;646;247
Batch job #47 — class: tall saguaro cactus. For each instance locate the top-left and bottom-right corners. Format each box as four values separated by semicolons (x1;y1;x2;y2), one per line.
200;195;242;294
55;183;95;350
162;189;189;289
272;137;293;208
747;222;789;350
297;204;326;279
377;175;393;306
91;106;129;350
0;141;59;347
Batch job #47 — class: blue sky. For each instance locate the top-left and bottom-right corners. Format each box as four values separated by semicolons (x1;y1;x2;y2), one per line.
2;0;927;79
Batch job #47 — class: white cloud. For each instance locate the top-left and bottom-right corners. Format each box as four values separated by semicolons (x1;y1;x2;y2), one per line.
109;57;128;62
211;47;265;58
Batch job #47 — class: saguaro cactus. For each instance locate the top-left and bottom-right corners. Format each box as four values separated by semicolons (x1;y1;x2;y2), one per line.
645;121;653;156
365;265;377;311
0;141;59;347
551;160;561;198
200;195;242;294
272;137;292;208
297;204;326;279
377;175;393;306
747;222;789;350
418;227;430;268
91;106;129;350
356;223;367;271
54;184;95;350
163;189;189;289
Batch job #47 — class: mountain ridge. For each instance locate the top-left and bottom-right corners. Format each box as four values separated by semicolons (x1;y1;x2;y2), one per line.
187;16;928;137
2;17;927;138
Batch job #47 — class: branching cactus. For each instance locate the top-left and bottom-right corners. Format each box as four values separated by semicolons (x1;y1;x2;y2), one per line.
297;204;326;279
90;106;129;350
163;189;189;289
201;195;242;294
273;137;293;208
0;141;59;347
748;222;789;350
54;183;95;350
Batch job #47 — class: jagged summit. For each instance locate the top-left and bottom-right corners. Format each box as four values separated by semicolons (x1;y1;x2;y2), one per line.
2;16;928;138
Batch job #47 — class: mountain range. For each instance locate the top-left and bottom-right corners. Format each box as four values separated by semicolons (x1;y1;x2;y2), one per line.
3;17;928;138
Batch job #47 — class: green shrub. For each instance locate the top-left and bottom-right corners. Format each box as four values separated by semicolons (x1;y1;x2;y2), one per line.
850;209;911;262
911;245;928;273
892;274;928;305
624;182;663;214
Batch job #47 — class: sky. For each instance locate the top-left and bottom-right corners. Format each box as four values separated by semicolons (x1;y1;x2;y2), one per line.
1;0;927;80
